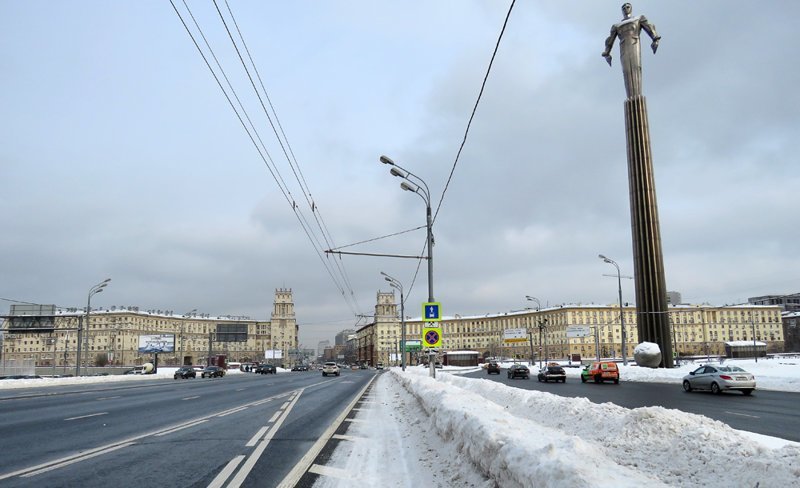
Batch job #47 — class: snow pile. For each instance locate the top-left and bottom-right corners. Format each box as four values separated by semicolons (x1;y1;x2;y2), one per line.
392;367;800;487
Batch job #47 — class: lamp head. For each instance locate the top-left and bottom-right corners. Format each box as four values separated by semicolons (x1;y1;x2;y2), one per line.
400;181;417;193
390;167;407;178
379;155;394;165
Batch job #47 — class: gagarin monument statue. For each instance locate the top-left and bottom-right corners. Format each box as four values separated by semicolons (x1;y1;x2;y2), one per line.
602;2;661;99
601;4;673;368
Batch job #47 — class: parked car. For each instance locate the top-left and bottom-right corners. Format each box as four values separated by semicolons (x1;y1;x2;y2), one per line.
538;365;567;383
201;366;225;378
376;363;384;370
322;362;340;377
486;361;501;375
174;366;196;379
507;364;530;379
682;364;755;395
255;364;276;374
359;364;368;370
581;362;619;384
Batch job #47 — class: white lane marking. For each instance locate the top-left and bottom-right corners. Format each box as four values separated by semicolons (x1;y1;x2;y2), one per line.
724;410;760;419
276;376;377;488
245;426;270;447
308;464;354;480
280;402;290;410
268;410;281;423
225;389;306;488
207;455;245;488
218;406;248;417
21;442;135;478
96;396;121;401
65;412;108;421
236;388;246;392
155;419;209;436
183;396;201;400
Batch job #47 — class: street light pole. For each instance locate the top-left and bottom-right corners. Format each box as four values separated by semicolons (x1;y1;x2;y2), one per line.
77;278;111;376
381;155;435;377
382;272;406;371
599;254;627;365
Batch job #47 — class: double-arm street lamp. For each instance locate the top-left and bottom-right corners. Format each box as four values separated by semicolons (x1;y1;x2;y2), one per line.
382;272;407;371
599;254;627;365
380;155;434;303
77;278;111;376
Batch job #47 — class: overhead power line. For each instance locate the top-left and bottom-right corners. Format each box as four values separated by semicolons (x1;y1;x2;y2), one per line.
433;0;516;224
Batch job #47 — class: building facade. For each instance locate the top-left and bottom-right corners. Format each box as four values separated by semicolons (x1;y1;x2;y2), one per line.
1;289;298;368
357;292;785;364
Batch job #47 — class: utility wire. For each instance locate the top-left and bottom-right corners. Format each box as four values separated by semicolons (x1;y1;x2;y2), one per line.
433;0;515;224
214;0;362;314
170;1;357;316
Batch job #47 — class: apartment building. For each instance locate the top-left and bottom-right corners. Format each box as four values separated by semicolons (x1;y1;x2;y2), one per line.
357;292;784;363
1;288;298;367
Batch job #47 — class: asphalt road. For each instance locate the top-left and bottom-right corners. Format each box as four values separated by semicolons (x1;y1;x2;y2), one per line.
465;368;800;442
0;370;375;487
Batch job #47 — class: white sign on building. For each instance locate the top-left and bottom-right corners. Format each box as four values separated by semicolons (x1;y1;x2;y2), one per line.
503;328;528;343
265;349;283;359
566;326;592;338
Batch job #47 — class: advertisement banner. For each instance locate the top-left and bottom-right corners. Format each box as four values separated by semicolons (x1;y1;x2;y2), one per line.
137;334;175;353
265;349;283;359
503;328;527;343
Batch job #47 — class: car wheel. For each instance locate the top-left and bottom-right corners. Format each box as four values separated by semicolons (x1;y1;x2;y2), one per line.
711;382;721;394
613;378;619;384
742;389;753;396
594;374;602;384
683;380;693;392
581;376;586;383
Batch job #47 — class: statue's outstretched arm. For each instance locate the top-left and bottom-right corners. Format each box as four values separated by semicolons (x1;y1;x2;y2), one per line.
602;27;617;66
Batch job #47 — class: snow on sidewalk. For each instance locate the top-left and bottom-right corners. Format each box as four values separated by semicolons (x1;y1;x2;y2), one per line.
315;369;800;488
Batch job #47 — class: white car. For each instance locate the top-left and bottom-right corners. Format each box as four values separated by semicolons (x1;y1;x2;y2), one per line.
322;362;340;377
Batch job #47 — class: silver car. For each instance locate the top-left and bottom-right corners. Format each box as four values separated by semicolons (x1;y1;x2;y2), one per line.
682;364;755;395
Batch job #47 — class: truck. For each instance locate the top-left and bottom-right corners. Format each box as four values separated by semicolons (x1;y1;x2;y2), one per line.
208;354;227;369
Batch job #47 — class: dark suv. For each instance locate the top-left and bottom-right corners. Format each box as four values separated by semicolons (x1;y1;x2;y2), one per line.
255;364;276;374
201;366;225;378
537;365;567;383
486;361;501;374
507;364;530;379
174;366;196;379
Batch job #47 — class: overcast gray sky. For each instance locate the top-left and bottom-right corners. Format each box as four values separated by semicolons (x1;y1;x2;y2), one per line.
2;1;798;349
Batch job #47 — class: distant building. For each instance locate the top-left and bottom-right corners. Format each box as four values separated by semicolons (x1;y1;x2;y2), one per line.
317;340;330;358
667;291;682;306
335;329;355;346
1;289;298;367
748;293;800;312
357;293;785;364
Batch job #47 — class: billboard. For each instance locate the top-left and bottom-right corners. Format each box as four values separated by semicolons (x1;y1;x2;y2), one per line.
503;328;528;343
138;334;175;353
566;326;592;338
5;304;57;333
216;323;248;342
265;349;283;359
404;340;422;352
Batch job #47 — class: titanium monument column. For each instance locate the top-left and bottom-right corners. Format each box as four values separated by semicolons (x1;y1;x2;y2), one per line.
602;3;673;368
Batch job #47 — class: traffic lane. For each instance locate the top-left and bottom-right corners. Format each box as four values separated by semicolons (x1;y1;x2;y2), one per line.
0;374;319;475
238;372;375;487
0;387;300;487
464;370;800;442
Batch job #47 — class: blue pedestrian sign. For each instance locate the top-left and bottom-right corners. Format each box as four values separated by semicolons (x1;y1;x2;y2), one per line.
422;302;441;322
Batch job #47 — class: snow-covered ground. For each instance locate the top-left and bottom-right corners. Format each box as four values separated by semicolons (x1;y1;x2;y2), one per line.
316;358;800;488
3;358;799;487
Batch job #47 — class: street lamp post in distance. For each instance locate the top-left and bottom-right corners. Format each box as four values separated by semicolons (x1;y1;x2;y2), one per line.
78;278;111;376
599;254;628;365
382;272;406;371
526;296;541;368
